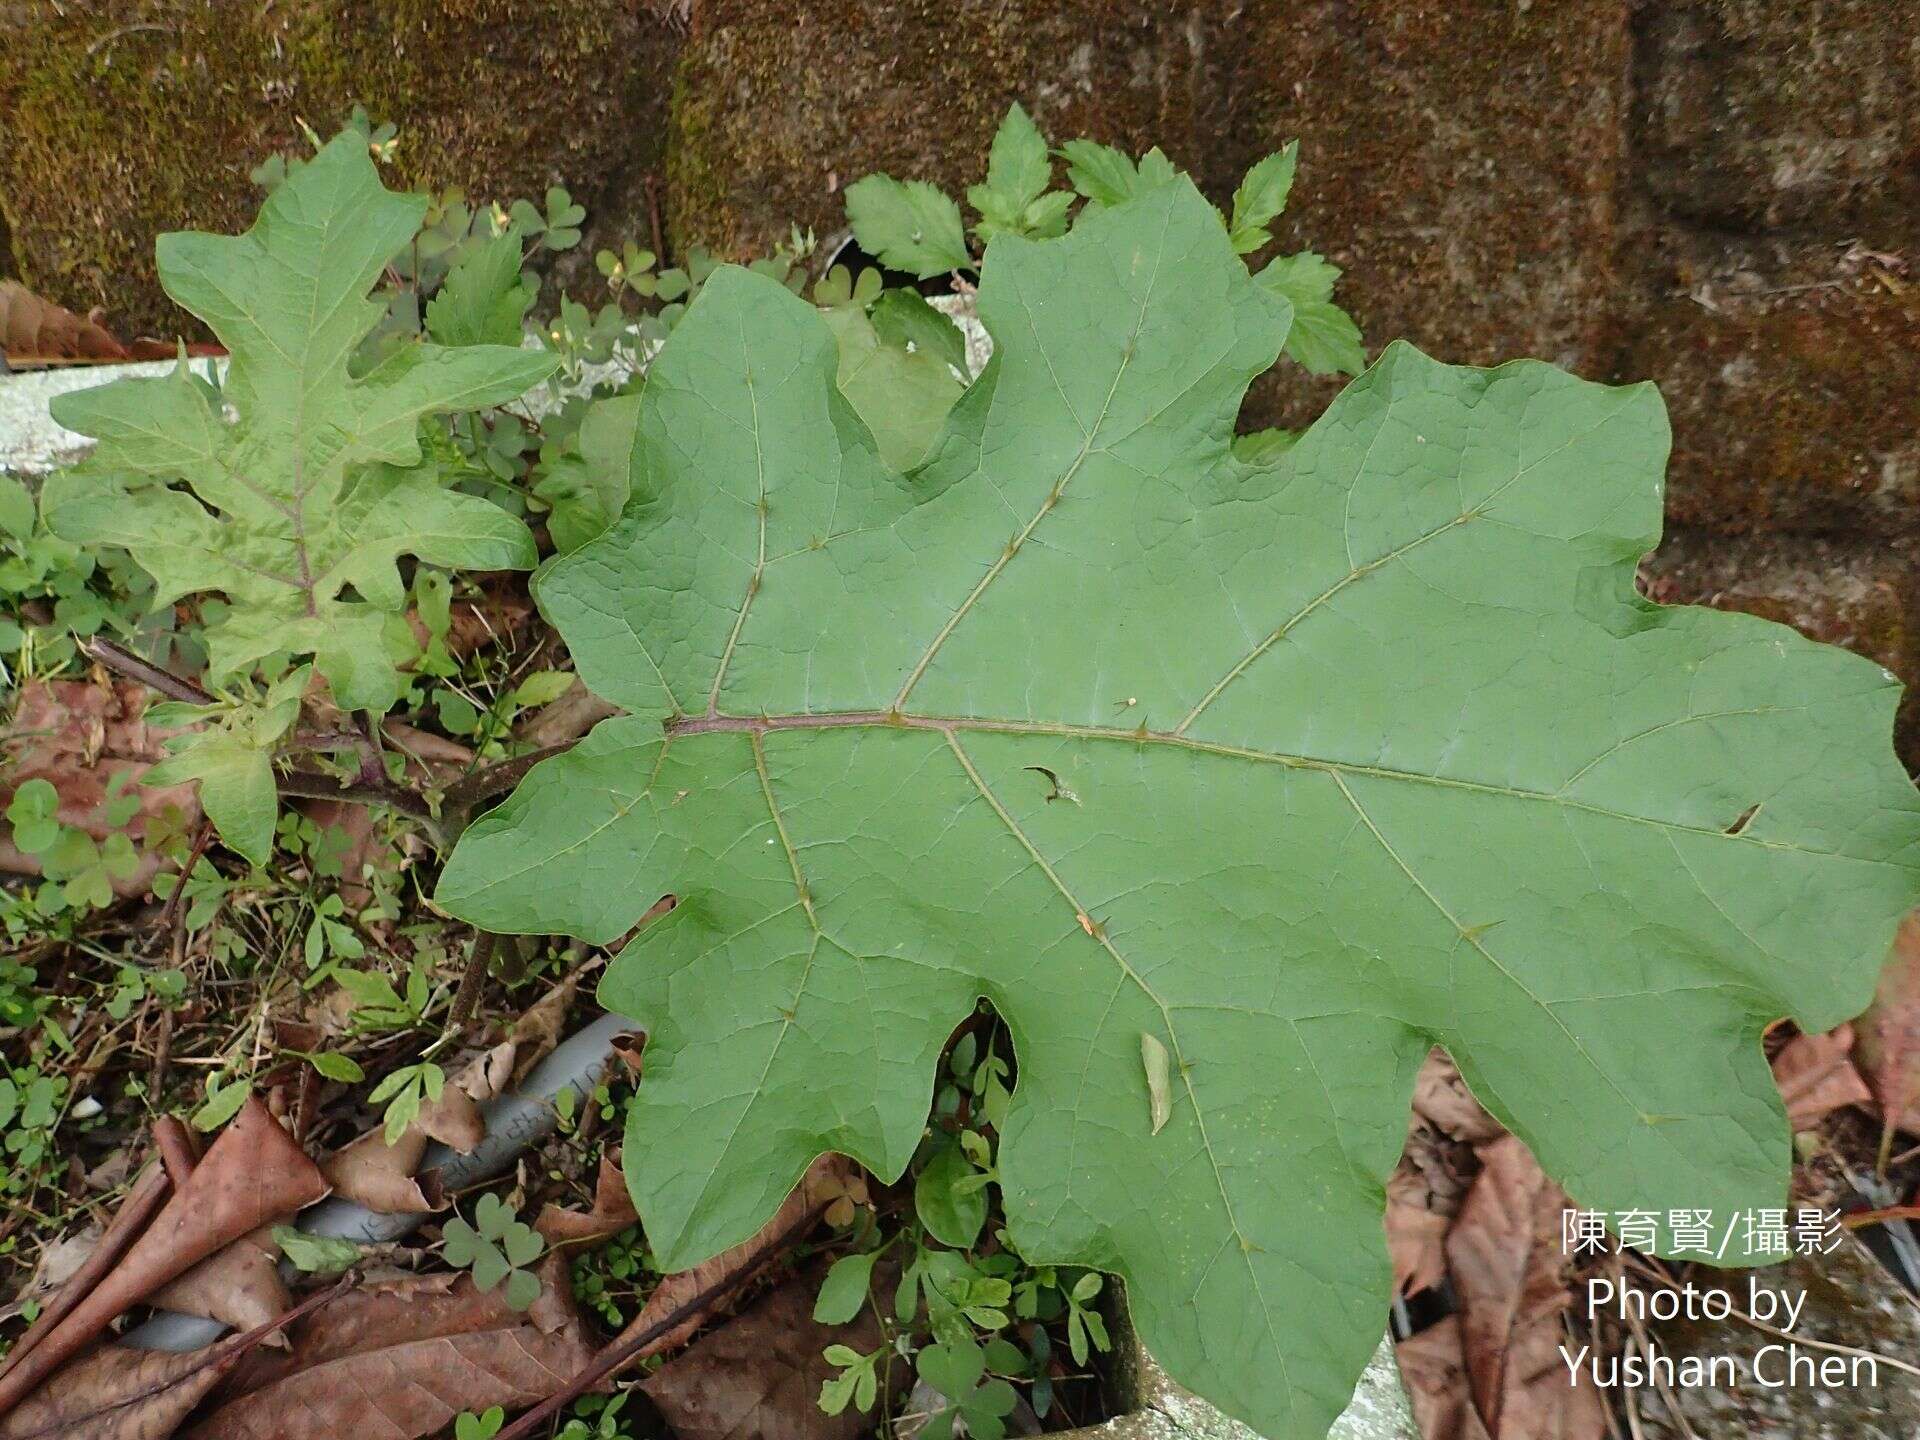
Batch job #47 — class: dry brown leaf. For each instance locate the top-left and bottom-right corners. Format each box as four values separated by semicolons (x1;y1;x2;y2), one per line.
536;1150;638;1247
0;1280;347;1440
1855;910;1920;1132
0;1342;236;1440
319;1125;445;1214
190;1324;592;1440
462;1040;519;1108
379;721;476;770
1771;1023;1872;1130
0;1163;171;1385
1389;1062;1480;1299
612;1155;852;1370
1442;1137;1605;1440
0;1098;328;1419
1386;1158;1453;1298
1412;1049;1506;1145
318;1061;486;1212
184;1258;593;1440
152;1117;200;1190
505;970;584;1082
641;1267;894;1440
609;1030;646;1077
1395;1317;1493;1440
218;1258;575;1401
417;1080;485;1153
23;1227;102;1298
517;676;617;749
147;1228;291;1340
451;951;600;1102
0;280;130;365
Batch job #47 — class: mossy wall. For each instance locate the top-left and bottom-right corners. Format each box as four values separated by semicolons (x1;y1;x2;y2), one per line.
0;0;676;335
3;0;1917;757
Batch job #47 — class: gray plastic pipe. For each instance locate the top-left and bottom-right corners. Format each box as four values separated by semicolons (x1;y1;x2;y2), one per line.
124;1010;637;1352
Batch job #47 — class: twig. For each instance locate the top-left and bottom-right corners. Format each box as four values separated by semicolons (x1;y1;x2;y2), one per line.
492;1201;827;1440
152;1115;199;1188
645;173;667;265
160;820;215;947
1842;1202;1920;1229
78;636;213;705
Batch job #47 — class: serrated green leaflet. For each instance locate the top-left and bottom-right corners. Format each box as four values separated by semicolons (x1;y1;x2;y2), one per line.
42;134;555;712
438;176;1920;1439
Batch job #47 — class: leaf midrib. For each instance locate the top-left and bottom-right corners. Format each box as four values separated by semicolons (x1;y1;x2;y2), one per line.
657;708;1898;867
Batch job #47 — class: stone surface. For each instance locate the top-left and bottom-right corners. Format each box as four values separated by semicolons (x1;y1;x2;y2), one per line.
1637;1236;1920;1439
664;0;1237;258
0;358;183;474
1229;0;1632;430
1614;236;1920;535
1634;0;1920;234
0;0;680;337
1071;1297;1416;1440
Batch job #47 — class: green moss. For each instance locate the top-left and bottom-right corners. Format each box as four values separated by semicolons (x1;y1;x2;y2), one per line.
0;1;673;336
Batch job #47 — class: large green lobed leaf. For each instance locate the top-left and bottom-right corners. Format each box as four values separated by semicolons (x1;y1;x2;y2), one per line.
43;135;555;711
439;177;1920;1438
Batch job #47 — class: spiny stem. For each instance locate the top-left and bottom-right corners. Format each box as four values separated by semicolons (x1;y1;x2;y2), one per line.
78;635;214;705
444;930;497;1038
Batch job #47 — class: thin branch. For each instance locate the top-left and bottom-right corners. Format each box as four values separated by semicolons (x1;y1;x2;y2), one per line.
492;1202;827;1440
79;636;214;705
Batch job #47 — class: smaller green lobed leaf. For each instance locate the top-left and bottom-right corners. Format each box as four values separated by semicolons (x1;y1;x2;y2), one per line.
502;1268;542;1312
191;1078;250;1133
823;304;962;472
427;230;536;348
441;1217;482;1267
918;1338;984;1402
502;1223;544;1270
870;289;968;375
470;1244;509;1293
146;733;278;867
273;1225;361;1276
43;133;554;713
0;475;33;538
1258;251;1365;375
